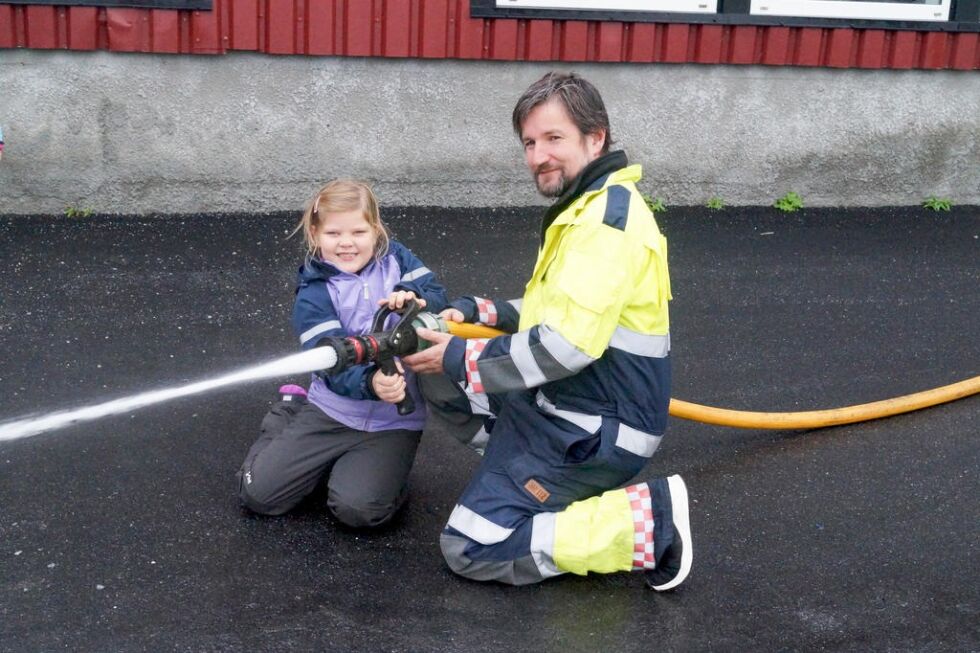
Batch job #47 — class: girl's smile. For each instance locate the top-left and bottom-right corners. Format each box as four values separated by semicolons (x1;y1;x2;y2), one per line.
314;209;379;273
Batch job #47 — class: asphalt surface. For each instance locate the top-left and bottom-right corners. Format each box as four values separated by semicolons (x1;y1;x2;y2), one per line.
0;206;978;652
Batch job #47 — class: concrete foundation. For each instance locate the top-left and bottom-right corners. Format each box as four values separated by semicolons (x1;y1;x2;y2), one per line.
0;50;977;214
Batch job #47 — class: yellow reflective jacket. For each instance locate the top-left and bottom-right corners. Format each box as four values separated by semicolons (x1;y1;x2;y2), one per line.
447;155;673;436
520;163;671;359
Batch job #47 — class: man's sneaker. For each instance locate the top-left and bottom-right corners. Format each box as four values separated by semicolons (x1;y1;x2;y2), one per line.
278;384;308;402
645;475;693;591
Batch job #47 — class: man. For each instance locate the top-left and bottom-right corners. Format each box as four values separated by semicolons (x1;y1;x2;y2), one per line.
403;72;691;590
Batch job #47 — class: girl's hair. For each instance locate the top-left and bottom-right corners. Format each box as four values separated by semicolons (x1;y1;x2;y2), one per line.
293;179;391;262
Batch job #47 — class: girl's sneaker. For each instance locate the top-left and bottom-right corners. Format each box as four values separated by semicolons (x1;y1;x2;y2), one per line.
278;384;308;402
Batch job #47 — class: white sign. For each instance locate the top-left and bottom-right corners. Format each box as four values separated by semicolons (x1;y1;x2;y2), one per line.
750;0;951;21
496;0;718;15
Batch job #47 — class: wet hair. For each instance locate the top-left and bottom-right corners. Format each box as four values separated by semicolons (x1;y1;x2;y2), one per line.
511;71;613;153
293;179;390;262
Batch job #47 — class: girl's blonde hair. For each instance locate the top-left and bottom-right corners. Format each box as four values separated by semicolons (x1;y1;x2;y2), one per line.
293;179;391;262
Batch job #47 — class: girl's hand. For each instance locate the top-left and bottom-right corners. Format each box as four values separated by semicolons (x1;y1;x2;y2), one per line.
371;362;407;404
378;291;426;311
440;308;465;323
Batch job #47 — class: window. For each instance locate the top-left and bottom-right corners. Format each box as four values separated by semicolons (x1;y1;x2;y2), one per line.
2;1;211;8
473;0;979;30
495;0;716;16
750;0;952;22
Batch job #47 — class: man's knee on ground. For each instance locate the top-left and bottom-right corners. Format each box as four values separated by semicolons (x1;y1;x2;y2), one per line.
440;533;477;578
439;532;544;585
439;533;512;584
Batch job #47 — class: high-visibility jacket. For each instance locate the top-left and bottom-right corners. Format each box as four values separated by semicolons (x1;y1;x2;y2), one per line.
521;161;672;437
444;152;672;451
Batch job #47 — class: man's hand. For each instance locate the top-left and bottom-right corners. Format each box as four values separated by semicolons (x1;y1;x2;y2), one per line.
371;362;407;403
402;328;454;375
440;307;465;323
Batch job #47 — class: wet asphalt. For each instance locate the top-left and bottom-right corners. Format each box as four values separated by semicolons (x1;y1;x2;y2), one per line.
0;206;978;652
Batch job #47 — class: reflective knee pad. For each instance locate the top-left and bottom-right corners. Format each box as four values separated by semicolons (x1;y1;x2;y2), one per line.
553;486;636;576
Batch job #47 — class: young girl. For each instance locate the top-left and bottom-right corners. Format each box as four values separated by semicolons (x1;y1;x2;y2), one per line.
237;179;448;527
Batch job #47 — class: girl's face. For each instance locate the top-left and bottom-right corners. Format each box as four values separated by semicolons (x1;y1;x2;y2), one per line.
314;209;379;273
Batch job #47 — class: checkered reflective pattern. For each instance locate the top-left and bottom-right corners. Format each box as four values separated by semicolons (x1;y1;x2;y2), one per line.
626;483;656;570
464;338;489;393
474;297;498;326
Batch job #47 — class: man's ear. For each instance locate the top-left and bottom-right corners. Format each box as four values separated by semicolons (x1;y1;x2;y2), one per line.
586;129;606;158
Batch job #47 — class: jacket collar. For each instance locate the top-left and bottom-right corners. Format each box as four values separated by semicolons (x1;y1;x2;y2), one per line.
540;150;629;244
299;255;376;283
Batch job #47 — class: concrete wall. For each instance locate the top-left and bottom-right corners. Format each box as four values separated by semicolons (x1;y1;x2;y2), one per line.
0;49;977;214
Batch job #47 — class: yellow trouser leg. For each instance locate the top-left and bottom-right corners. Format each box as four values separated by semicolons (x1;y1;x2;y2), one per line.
552;487;637;576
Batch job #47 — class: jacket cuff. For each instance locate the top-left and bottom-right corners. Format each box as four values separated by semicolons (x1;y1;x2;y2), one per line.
449;297;478;323
443;336;467;383
362;366;381;400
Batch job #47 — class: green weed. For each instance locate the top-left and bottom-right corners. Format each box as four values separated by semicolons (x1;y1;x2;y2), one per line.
773;192;804;213
64;206;94;218
641;193;666;213
922;196;952;212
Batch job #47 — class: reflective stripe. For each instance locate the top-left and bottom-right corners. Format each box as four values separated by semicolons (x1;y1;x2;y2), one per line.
299;320;342;345
447;504;515;545
510;330;548;388
400;266;431;282
530;512;563;578
468;425;490;450
539;325;595;372
464;339;488;394
609;327;670;358
464;385;493;416
626;483;656;569
507;298;523;312
474;297;498;326
615;422;663;457
536;391;602;434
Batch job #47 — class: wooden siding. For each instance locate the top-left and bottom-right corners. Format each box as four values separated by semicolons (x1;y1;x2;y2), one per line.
0;0;977;69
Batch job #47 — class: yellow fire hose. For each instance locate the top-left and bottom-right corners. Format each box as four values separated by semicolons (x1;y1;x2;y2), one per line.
445;322;980;430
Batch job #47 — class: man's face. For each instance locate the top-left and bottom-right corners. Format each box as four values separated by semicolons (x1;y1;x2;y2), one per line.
520;98;605;198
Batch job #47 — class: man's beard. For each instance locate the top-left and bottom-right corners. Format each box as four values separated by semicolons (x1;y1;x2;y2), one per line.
535;168;567;199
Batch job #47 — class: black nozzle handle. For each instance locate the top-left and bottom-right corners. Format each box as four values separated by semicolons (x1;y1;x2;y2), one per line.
370;299;421;353
371;299;421;415
396;392;415;416
377;356;415;415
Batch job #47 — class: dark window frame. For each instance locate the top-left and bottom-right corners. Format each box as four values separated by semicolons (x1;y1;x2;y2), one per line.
472;0;980;32
2;1;211;9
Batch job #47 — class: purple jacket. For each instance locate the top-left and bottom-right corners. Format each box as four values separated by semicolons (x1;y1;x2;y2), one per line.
292;240;448;432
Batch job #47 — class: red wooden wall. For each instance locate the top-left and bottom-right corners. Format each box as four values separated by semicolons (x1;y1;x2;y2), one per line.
0;0;977;69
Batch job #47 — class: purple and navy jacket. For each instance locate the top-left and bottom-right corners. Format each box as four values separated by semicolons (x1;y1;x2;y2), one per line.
292;240;448;432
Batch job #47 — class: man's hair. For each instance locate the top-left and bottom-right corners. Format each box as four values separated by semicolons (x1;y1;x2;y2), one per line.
511;72;612;153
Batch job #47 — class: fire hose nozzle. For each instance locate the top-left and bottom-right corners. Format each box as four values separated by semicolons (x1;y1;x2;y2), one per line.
314;300;451;415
